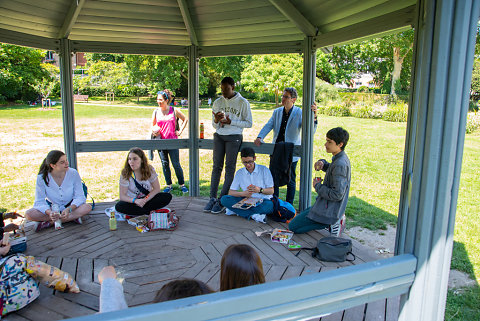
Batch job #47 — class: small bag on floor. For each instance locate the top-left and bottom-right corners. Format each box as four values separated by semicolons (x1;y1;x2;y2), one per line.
0;254;40;316
302;237;355;262
148;208;179;231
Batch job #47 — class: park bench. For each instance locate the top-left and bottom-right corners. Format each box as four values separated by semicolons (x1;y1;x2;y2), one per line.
73;94;89;102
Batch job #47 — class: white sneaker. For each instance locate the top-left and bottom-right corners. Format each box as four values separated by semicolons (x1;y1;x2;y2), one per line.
251;214;266;224
225;208;237;216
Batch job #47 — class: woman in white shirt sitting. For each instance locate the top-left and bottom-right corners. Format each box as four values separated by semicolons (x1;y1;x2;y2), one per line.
26;150;92;232
115;147;172;216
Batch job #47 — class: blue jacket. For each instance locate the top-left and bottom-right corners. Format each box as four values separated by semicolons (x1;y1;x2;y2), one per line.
257;105;317;162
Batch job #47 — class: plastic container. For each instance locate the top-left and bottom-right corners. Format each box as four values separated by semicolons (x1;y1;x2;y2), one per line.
51;204;63;230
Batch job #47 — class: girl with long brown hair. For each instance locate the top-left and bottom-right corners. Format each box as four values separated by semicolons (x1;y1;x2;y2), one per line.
220;244;265;291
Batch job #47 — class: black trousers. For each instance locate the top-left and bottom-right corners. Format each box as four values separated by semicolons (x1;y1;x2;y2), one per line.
115;193;172;216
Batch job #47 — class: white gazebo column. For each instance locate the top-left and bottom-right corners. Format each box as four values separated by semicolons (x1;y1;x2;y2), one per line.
59;38;77;168
188;45;200;196
396;0;479;320
299;36;316;210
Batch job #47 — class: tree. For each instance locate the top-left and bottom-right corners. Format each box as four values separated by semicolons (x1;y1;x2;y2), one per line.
0;43;47;101
34;63;59;102
242;54;303;106
201;56;250;96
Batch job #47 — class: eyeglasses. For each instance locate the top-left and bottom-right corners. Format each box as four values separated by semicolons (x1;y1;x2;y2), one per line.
242;160;255;165
282;95;292;99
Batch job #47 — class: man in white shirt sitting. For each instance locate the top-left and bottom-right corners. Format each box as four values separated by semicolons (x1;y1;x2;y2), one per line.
220;147;274;223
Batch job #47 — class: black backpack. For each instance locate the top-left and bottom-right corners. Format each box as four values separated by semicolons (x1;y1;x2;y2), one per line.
267;195;296;223
299;237;356;262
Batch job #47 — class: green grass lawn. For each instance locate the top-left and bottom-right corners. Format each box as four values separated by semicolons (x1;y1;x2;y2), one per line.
0;102;478;320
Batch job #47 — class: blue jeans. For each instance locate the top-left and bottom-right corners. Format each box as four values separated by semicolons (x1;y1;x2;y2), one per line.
158;149;185;186
288;206;329;234
273;160;298;205
220;195;274;219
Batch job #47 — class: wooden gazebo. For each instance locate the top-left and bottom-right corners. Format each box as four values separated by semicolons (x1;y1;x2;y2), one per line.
0;0;478;320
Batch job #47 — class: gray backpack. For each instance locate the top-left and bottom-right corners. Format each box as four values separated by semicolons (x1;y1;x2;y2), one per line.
301;237;356;262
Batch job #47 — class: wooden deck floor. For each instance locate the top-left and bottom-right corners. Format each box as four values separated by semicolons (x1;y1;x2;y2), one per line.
5;197;399;321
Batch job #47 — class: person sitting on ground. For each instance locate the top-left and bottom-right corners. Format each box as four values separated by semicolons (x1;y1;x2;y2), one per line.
288;127;350;237
0;212;22;240
220;244;265;291
220;147;274;224
115;147;172;216
25;150;92;232
98;266;213;313
151;90;189;194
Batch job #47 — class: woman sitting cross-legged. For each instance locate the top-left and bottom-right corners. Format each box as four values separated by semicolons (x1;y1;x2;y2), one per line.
115;147;172;216
25;150;92;232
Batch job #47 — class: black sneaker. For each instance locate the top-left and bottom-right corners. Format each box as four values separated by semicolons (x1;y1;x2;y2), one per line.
204;197;217;213
211;200;225;214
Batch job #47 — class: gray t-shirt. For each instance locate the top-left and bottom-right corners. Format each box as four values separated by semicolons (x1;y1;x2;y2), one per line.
119;166;158;198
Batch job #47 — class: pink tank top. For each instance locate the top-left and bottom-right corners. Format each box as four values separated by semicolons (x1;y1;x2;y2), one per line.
156;106;177;139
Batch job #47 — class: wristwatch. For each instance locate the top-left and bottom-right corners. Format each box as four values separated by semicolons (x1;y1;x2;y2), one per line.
259;188;264;194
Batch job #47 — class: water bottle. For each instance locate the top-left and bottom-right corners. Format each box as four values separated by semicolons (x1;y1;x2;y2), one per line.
109;212;117;231
51;204;63;230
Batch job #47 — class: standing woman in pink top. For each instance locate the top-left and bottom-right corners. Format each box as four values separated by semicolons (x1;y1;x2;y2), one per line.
152;90;189;194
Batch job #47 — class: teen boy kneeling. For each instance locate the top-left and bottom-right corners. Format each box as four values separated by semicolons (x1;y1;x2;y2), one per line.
288;127;351;237
220;147;274;224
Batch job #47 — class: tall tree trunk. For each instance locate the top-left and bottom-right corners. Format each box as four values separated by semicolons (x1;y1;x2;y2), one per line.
391;47;405;96
275;87;279;107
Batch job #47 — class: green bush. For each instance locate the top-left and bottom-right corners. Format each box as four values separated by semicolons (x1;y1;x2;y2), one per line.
469;100;479;112
383;103;408;122
319;104;350;117
466;113;480;134
350;104;380;119
315;79;340;104
357;86;369;93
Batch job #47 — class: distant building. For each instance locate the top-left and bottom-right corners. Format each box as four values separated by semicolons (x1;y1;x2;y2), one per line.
335;73;376;89
43;51;86;70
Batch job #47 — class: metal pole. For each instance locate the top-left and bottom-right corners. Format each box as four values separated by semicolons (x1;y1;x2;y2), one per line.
188;45;199;196
299;36;316;211
397;0;480;320
59;38;77;169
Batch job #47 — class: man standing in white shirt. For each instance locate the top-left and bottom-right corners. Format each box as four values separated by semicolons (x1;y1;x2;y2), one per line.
220;147;274;223
204;77;253;214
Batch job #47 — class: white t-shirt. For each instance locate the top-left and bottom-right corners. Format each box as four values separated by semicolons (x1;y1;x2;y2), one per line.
230;164;274;200
119;166;158;199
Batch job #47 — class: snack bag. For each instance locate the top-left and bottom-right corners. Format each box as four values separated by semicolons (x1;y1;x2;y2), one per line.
271;229;294;244
25;256;80;293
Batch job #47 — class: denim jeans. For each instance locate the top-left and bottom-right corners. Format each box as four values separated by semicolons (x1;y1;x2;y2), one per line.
158;149;184;186
220;195;274;219
273;160;298;205
288;206;329;234
210;133;242;199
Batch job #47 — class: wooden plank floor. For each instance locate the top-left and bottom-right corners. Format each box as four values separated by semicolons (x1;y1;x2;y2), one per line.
5;197;399;320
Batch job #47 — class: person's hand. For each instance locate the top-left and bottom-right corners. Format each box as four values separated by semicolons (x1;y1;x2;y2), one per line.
310;103;317;114
254;137;262;146
3;223;19;233
314;160;324;171
175;130;181;137
213;111;224;123
219;115;231;125
136;198;147;208
3;212;23;220
60;208;70;220
98;266;117;284
48;211;60;222
0;244;11;256
152;125;161;136
247;184;259;194
242;189;253;197
313;177;322;188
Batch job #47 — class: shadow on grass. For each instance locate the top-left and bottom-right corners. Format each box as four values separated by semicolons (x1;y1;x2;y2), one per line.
345;196;398;230
446;241;479;321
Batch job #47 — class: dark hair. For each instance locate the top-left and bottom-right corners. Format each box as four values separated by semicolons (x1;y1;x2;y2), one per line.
221;77;235;87
153;279;213;303
284;87;297;99
38;150;65;185
240;147;255;158
326;127;349;150
121;147;152;180
220;244;265;291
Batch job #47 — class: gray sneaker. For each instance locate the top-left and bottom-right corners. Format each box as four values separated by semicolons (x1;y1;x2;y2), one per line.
211;200;226;214
329;214;346;237
204;198;217;213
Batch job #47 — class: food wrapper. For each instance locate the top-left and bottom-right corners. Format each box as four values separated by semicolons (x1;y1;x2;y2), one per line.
25;256;80;293
128;215;150;233
271;229;294;244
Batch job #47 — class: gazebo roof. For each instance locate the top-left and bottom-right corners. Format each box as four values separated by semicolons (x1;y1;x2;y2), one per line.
0;0;416;55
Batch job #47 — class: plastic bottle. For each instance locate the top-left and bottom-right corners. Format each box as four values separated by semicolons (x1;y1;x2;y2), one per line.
51;204;63;230
200;122;204;139
109;212;117;231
